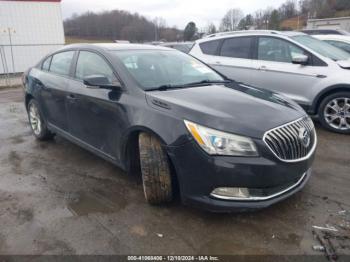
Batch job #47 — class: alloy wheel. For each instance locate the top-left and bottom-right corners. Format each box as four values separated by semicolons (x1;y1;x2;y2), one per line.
324;97;350;131
29;103;42;136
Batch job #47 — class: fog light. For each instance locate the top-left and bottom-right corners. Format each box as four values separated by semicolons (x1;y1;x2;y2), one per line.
211;187;250;199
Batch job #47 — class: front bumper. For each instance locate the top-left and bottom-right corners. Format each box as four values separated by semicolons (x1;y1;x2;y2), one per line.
167;139;315;212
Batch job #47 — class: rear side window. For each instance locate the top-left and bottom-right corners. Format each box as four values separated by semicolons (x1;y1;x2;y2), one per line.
75;51;115;82
220;37;252;59
50;51;75;77
199;40;220;55
42;56;52;71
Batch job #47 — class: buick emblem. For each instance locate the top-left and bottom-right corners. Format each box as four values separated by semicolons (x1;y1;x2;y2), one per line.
299;127;310;148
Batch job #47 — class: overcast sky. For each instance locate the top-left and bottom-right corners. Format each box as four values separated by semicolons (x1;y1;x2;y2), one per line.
61;0;288;29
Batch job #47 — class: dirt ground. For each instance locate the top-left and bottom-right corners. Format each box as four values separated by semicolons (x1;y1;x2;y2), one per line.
0;88;349;259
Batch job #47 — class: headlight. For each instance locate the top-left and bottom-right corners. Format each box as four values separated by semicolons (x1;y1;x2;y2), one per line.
184;120;258;156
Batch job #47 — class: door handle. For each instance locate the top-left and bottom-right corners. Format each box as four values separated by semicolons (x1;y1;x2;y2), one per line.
66;94;78;101
259;65;268;71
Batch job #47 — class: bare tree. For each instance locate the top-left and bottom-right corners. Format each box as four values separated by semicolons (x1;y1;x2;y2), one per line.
153;17;167;41
205;22;217;34
279;0;298;19
220;8;244;31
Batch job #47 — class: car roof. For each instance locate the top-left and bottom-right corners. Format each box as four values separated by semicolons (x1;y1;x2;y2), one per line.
313;34;350;42
59;43;172;52
161;42;193;46
198;30;306;42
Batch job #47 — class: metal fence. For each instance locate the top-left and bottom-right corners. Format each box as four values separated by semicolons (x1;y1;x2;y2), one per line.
0;45;21;88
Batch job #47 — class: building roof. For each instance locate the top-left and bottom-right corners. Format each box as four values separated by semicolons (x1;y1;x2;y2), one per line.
308;16;350;22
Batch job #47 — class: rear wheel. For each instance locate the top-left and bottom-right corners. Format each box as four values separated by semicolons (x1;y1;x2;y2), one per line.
319;92;350;134
138;132;173;204
27;99;55;140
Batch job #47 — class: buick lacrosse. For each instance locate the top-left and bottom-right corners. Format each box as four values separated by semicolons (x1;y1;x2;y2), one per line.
23;44;317;212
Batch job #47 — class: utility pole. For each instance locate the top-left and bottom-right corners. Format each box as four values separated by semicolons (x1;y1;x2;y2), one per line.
8;27;15;73
297;15;300;30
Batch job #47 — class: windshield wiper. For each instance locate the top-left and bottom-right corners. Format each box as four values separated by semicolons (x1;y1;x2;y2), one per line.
182;79;232;87
146;84;184;91
145;79;233;92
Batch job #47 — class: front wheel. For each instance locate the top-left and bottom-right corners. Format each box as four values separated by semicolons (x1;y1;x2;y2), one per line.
319;92;350;134
27;99;55;140
138;132;173;204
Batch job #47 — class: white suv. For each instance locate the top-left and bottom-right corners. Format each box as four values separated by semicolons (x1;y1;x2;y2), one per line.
190;30;350;134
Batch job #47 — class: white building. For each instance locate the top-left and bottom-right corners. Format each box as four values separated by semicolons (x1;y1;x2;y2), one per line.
0;0;65;74
306;16;350;32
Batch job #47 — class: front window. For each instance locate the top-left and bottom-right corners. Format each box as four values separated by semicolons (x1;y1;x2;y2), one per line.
112;50;224;90
292;35;350;61
75;51;115;83
258;37;306;63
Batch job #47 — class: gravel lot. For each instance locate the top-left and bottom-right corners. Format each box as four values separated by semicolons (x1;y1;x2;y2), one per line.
0;88;349;258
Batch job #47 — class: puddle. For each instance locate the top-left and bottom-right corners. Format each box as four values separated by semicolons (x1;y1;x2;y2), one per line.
198;237;270;255
10;135;24;145
8;151;23;174
66;191;126;216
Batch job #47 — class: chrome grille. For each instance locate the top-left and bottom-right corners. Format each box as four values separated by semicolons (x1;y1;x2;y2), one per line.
263;117;316;161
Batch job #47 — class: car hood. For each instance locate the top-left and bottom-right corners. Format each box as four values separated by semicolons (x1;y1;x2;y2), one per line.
145;82;306;139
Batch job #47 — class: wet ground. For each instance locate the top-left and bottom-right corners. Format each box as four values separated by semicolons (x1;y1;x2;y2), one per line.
0;88;349;257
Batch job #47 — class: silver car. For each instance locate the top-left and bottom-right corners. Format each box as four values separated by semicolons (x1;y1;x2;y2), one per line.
190;30;350;134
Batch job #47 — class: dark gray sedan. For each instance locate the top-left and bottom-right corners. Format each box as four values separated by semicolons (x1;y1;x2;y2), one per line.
23;44;317;212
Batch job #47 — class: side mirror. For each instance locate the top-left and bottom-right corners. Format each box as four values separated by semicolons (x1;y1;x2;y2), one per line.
292;54;309;65
83;75;121;91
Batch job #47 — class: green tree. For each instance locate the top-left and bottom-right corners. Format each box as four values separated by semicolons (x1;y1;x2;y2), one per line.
245;14;254;28
237;18;247;30
183;22;197;41
269;10;280;30
335;0;350;10
238;14;254;30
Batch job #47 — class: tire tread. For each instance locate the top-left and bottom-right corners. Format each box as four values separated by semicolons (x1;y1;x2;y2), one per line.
139;133;173;204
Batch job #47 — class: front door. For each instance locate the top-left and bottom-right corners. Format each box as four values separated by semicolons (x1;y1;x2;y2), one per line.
66;51;124;160
249;36;327;106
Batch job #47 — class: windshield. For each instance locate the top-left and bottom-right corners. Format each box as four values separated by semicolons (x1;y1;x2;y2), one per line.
292;35;350;61
112;50;224;90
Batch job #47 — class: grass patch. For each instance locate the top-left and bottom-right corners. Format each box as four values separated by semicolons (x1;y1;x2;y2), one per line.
65;37;114;45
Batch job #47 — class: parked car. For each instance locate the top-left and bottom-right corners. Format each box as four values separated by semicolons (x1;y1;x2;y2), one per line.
313;34;350;53
23;44;316;212
160;42;194;53
190;30;350;134
301;29;350;36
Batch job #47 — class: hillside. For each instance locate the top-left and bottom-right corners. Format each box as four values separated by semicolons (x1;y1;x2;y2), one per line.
280;10;350;30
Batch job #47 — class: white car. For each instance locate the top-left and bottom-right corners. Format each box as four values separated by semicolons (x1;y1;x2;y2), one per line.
313;34;350;53
190;30;350;133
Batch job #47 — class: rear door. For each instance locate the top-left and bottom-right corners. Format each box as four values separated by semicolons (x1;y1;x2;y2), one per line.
66;50;124;159
201;36;255;84
39;51;75;131
250;36;327;105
